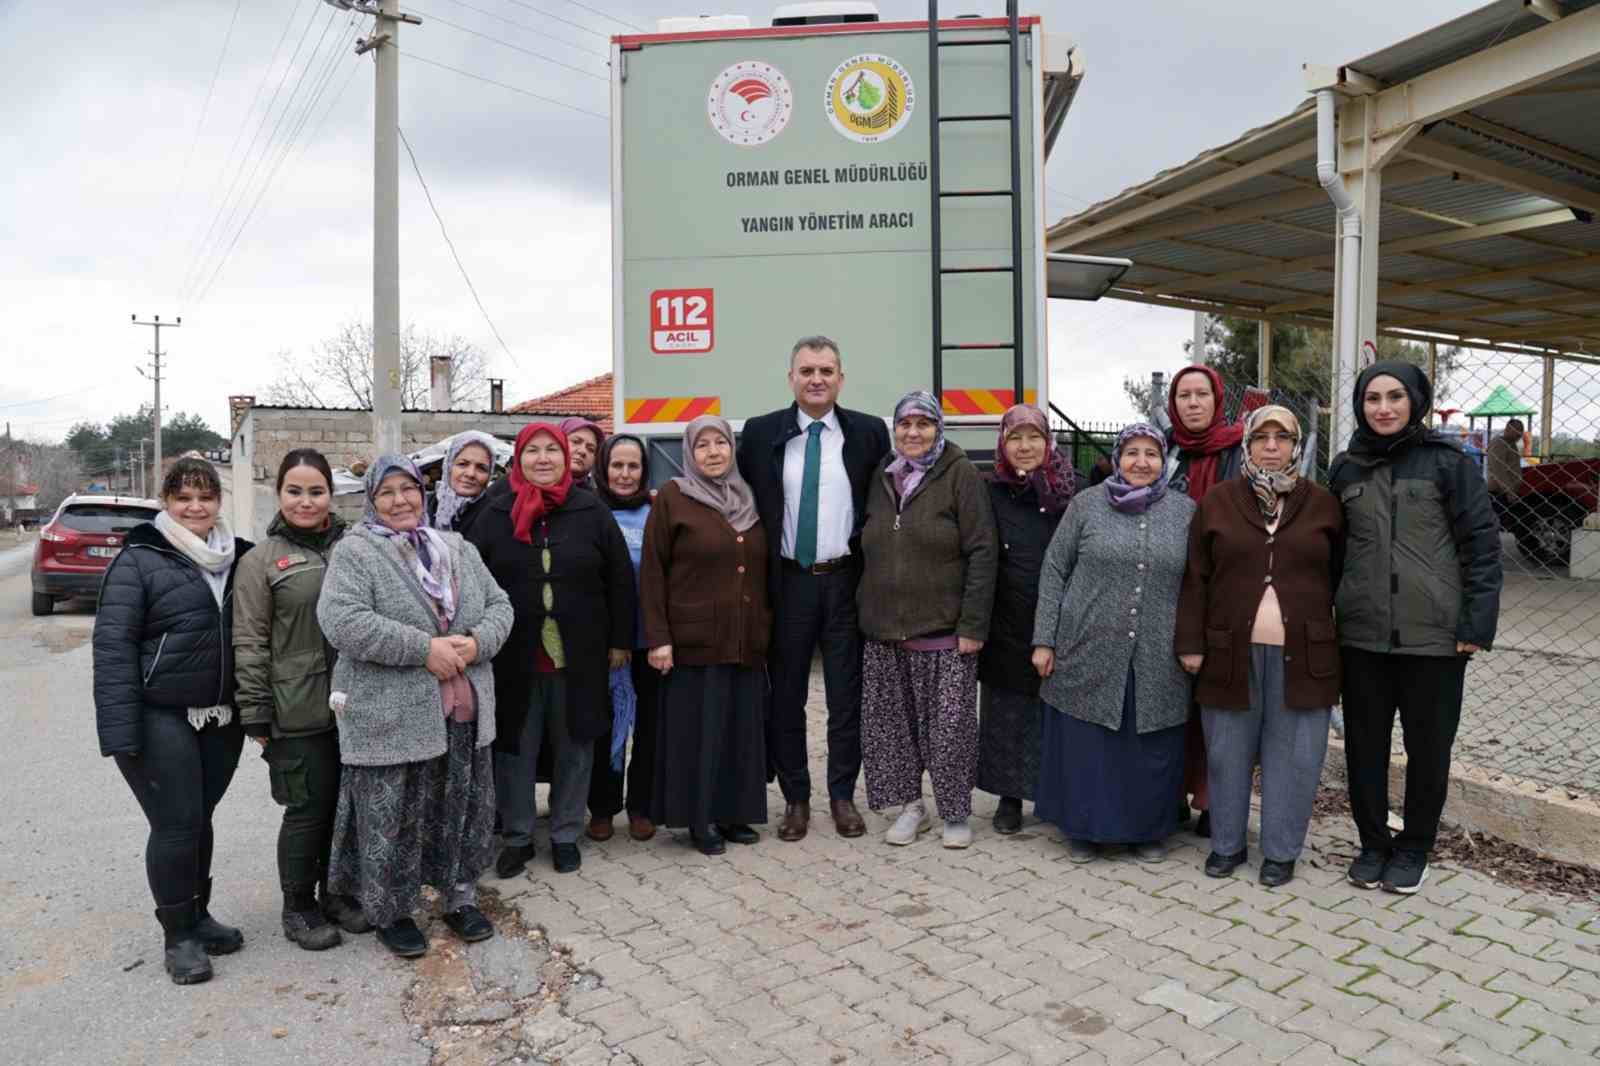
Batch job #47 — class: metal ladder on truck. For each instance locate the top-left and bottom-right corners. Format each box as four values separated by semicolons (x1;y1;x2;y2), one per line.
927;0;1027;409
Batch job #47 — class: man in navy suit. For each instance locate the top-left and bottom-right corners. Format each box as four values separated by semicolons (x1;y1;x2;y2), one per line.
737;336;891;841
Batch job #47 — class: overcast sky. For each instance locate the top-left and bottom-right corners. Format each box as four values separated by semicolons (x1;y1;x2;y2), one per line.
0;0;1477;441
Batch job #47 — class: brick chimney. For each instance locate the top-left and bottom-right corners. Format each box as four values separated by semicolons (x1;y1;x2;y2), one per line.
430;356;452;411
489;378;504;413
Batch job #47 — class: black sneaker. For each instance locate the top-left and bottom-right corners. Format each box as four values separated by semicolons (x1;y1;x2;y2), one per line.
1382;850;1429;895
495;842;537;879
321;892;372;934
1204;849;1248;878
377;917;428;959
993;798;1023;835
1259;859;1296;888
1347;848;1389;889
718;823;760;845
551;841;581;873
282;908;343;951
442;905;495;943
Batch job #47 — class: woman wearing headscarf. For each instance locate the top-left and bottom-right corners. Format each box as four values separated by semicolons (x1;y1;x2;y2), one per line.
1330;361;1501;896
1032;424;1196;863
318;455;514;958
1176;407;1343;887
640;415;771;854
94;457;252;985
1165;364;1244;838
234;448;367;951
561;417;606;491
857;390;998;849
586;433;661;843
429;431;499;535
979;404;1074;834
467;423;634;877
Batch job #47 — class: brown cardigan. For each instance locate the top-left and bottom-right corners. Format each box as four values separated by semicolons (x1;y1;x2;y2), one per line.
639;481;771;668
1176;477;1344;710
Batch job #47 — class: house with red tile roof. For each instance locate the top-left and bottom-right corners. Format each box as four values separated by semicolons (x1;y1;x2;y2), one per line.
509;372;613;432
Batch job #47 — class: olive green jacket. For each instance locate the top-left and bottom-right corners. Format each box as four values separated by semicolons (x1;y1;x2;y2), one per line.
232;516;346;738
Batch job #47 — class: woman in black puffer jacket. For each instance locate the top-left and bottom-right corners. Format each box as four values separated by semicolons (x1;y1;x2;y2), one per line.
93;457;253;985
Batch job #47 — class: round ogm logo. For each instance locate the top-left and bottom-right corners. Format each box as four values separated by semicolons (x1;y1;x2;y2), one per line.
707;61;793;147
825;54;915;143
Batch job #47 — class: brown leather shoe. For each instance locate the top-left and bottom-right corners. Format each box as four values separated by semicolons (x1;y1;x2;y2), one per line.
777;801;810;842
829;799;866;838
586;816;614;842
628;814;655;841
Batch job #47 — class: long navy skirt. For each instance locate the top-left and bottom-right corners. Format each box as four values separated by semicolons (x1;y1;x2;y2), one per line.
1034;666;1185;845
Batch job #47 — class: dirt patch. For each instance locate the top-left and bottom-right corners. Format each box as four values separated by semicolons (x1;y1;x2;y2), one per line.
403;886;617;1065
1309;787;1600;902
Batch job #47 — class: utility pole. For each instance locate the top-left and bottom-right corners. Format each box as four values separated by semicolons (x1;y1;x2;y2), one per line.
133;314;180;495
340;0;420;456
4;421;14;526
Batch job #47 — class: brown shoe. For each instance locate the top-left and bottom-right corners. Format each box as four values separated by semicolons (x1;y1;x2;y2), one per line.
829;799;866;838
628;814;656;841
777;801;810;842
586;816;614;842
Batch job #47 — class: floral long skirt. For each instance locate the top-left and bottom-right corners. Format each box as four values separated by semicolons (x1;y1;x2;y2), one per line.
327;718;495;929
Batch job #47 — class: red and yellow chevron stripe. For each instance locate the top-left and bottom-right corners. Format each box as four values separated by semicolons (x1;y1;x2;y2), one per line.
941;388;1037;416
624;396;721;423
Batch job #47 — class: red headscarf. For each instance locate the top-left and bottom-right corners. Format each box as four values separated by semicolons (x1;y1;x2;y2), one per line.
508;423;572;544
1166;365;1244;501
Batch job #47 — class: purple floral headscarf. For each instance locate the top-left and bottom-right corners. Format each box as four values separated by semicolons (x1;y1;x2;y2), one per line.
885;389;947;503
1103;423;1171;516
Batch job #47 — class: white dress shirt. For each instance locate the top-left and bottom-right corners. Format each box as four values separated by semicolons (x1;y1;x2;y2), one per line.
781;407;853;562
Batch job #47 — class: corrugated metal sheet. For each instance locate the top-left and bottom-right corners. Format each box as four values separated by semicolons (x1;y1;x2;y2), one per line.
1345;0;1600;84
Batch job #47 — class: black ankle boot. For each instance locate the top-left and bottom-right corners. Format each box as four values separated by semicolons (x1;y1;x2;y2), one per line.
154;901;213;985
993;797;1023;835
320;890;372;935
282;887;342;951
195;878;244;955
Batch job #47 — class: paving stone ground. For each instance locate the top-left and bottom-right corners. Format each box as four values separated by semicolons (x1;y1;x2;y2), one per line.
494;668;1600;1066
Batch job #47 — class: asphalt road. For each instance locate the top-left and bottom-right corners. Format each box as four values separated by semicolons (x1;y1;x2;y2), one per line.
0;551;430;1066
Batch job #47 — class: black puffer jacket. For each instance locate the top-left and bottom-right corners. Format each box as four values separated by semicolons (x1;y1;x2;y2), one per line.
93;522;254;756
979;479;1064;696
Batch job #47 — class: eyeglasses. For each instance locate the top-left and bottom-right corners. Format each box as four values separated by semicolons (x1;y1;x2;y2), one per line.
1248;432;1298;446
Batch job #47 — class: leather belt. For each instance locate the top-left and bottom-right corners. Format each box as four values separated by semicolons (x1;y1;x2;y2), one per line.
783;556;850;576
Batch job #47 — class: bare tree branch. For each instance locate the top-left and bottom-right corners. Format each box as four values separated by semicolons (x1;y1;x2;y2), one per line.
262;321;491;409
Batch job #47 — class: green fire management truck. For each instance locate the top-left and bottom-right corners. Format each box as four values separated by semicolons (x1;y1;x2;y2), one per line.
608;3;1126;455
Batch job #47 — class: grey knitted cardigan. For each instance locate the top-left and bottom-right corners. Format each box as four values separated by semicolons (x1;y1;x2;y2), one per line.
1032;485;1196;734
316;524;514;766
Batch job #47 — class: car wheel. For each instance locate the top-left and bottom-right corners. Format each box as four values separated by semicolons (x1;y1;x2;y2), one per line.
1514;494;1584;568
31;591;53;617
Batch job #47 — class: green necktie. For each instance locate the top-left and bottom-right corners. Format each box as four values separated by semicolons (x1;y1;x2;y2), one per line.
795;421;824;568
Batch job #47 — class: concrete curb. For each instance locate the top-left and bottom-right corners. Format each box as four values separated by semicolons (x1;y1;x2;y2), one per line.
1321;736;1600;870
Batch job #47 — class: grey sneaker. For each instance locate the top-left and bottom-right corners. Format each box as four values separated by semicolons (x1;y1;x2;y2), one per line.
885;801;930;846
942;819;973;849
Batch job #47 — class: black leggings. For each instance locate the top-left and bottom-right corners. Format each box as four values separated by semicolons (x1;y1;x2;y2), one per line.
260;730;342;893
114;712;244;907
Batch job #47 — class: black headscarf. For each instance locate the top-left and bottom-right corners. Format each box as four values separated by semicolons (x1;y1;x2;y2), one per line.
1348;360;1434;459
594;433;652;511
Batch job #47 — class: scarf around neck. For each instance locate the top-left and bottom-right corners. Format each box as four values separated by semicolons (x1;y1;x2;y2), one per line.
362;454;457;626
673;415;759;532
268;510;346;554
992;403;1074;515
1240;405;1303;523
508;424;573;544
1104;423;1172;516
154;510;236;606
1167;365;1244;501
434;431;499;532
885;389;947;503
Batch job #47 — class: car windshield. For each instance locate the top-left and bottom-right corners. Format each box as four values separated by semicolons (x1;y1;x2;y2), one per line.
57;504;158;534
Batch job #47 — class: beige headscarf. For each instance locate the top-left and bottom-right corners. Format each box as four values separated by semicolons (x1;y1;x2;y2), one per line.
673;415;759;532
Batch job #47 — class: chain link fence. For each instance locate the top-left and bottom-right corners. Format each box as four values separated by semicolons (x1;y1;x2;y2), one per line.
1200;347;1600;801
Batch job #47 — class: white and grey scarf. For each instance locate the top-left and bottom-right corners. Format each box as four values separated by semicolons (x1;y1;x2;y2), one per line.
154;511;237;730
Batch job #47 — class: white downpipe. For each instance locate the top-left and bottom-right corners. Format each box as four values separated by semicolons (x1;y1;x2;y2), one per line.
1316;89;1362;447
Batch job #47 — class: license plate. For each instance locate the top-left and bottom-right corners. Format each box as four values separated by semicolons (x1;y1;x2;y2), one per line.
87;546;121;558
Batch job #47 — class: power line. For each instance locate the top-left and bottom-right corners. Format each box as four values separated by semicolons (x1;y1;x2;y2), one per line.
496;0;616;39
164;0;247;255
398;48;609;119
562;0;645;32
399;126;522;369
0;385;110;411
410;7;607;80
433;0;609;58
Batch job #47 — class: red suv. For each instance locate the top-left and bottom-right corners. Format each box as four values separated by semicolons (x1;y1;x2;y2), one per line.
31;494;160;616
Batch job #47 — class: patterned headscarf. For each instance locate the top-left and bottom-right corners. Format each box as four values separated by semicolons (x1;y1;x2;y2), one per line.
508;424;573;544
560;416;606;487
1167;365;1245;501
885;389;947;502
674;415;759;532
363;454;456;625
1103;423;1172;516
1240;405;1303;523
433;431;498;532
992;403;1074;515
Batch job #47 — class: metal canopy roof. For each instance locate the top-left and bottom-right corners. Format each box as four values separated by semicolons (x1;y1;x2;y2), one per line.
1047;0;1600;362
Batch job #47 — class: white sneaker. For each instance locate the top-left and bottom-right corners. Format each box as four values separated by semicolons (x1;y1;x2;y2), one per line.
885;801;930;845
942;819;973;849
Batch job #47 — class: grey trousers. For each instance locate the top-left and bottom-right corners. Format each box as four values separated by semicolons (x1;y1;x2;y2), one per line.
496;674;595;846
1201;644;1330;863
